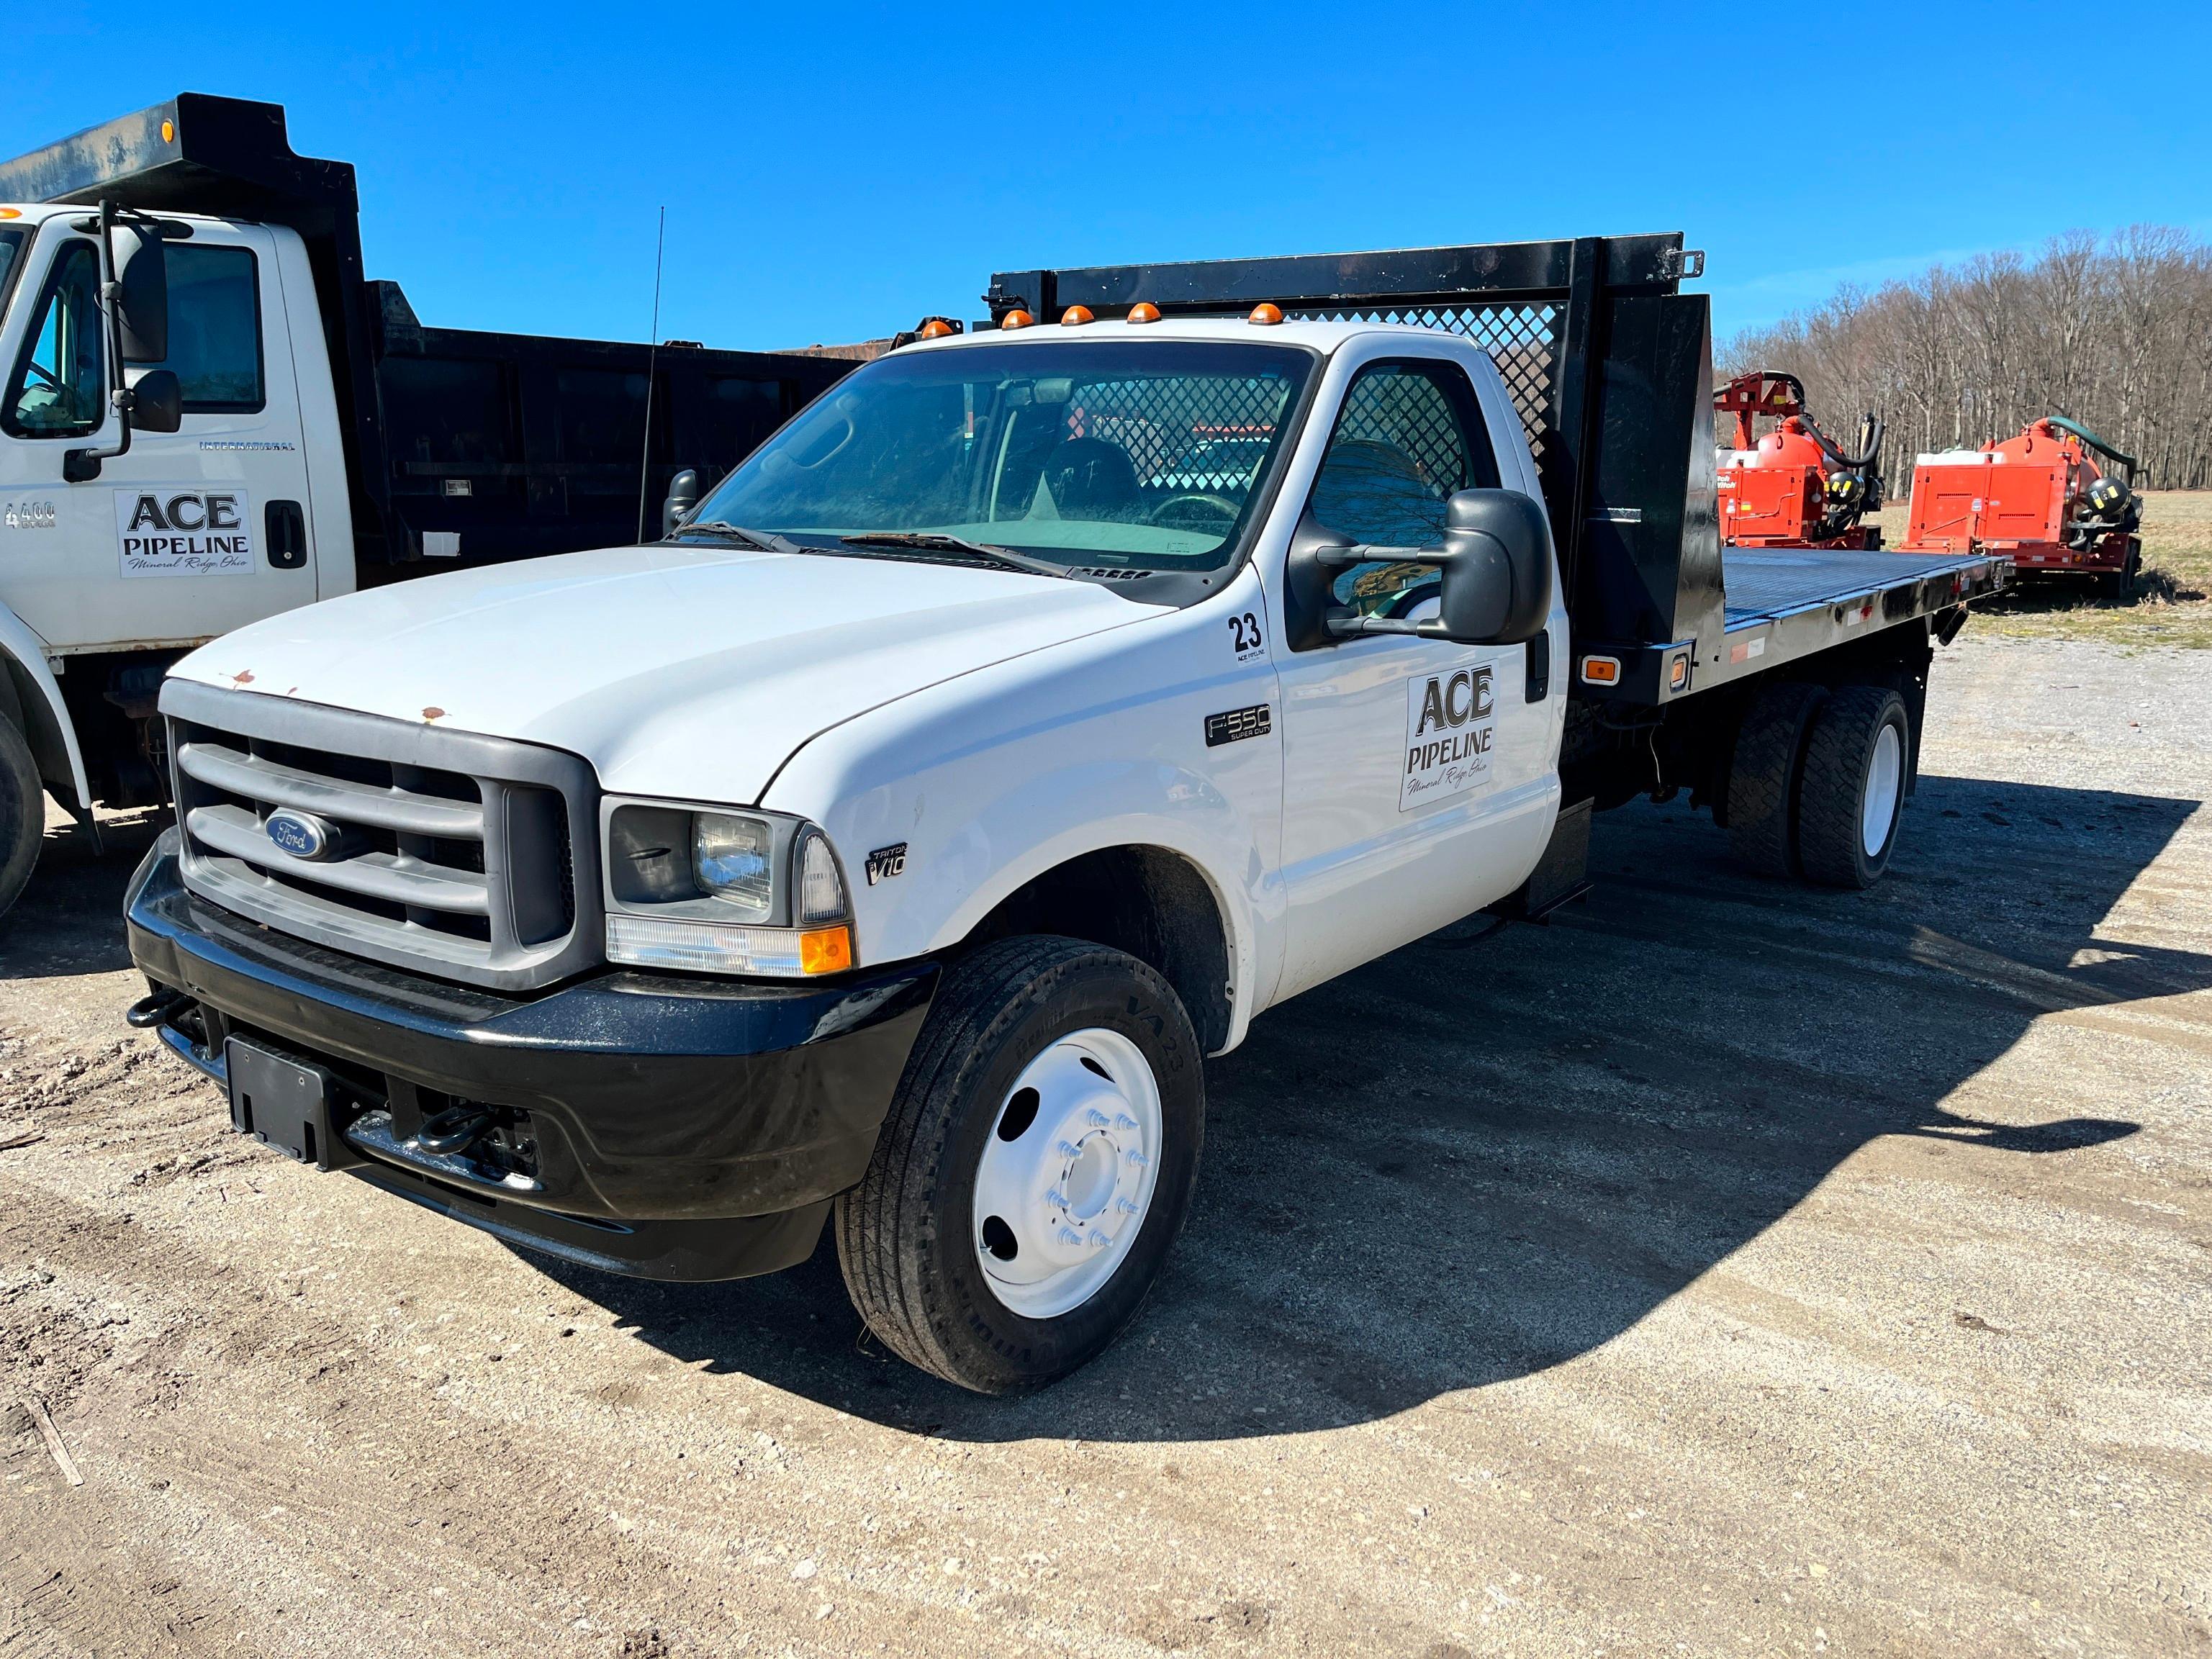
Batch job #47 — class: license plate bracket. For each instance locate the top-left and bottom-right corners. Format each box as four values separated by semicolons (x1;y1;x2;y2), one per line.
225;1038;357;1171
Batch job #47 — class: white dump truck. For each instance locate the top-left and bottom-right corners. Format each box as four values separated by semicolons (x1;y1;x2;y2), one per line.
0;94;848;917
124;236;2005;1391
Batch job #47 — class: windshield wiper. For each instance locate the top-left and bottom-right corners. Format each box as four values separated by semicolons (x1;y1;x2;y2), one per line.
838;532;1071;580
674;520;810;556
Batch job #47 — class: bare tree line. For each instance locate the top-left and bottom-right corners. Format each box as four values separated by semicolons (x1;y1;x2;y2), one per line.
1720;227;2212;489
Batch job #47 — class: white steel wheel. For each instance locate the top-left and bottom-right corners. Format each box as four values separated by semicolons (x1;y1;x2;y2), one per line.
1797;684;1910;889
971;1028;1163;1319
1860;720;1903;859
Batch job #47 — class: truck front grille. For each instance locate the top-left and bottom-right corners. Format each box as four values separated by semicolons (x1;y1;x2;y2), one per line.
163;679;599;993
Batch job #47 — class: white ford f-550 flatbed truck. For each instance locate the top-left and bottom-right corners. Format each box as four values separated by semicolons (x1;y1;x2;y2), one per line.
124;237;2006;1391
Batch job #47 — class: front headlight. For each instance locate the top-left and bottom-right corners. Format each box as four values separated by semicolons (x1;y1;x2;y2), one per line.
602;800;852;977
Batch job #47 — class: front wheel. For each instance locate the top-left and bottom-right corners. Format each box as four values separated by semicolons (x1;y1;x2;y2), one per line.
835;936;1204;1393
0;715;45;922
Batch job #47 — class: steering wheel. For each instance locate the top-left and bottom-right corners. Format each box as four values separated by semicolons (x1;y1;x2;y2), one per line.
1150;492;1240;532
22;361;62;392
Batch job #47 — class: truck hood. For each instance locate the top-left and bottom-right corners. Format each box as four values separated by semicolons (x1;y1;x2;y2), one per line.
171;545;1166;804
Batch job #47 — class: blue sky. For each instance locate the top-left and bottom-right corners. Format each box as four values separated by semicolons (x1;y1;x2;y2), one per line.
6;1;2207;353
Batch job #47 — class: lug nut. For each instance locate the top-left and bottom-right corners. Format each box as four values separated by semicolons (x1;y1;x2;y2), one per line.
1124;1150;1150;1168
1046;1188;1070;1209
1086;1230;1111;1249
1057;1226;1083;1246
1115;1113;1139;1130
1057;1140;1080;1158
1116;1197;1139;1215
1085;1108;1111;1128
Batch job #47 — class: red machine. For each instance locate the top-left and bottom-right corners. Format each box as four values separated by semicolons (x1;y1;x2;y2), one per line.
1715;370;1884;550
1902;417;2142;597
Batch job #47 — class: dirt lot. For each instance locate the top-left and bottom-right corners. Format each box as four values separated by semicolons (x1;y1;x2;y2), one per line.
3;630;2208;1658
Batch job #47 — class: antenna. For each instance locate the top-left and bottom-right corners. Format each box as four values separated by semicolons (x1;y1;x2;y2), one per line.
635;205;667;543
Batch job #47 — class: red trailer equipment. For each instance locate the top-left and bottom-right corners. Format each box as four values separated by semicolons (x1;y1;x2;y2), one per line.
1902;416;2142;598
1715;370;1885;550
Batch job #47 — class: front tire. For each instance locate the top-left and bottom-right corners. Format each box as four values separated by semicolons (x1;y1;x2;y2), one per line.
1796;685;1910;888
835;936;1204;1393
0;715;45;921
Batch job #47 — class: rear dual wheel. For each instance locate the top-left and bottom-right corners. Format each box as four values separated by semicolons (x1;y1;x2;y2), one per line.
1727;681;1909;889
835;936;1204;1394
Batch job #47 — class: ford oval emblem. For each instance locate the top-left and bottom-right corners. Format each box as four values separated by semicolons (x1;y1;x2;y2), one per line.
265;808;339;862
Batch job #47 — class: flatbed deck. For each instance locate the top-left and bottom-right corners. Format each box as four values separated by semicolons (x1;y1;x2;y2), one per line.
1701;545;2007;689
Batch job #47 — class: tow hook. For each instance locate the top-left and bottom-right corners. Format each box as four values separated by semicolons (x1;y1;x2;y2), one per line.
125;986;189;1029
412;1102;496;1156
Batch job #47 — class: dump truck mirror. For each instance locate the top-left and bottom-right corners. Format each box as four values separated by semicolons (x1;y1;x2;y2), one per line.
662;469;700;539
115;225;169;363
130;369;183;435
1430;489;1553;646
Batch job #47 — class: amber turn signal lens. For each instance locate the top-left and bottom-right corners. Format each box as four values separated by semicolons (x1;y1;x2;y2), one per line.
916;317;957;340
1248;302;1284;325
1580;655;1622;685
1127;302;1161;323
1000;309;1034;330
1060;304;1094;326
798;925;853;976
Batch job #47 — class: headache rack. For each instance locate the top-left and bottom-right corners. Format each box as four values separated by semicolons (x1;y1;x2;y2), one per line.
988;238;2003;706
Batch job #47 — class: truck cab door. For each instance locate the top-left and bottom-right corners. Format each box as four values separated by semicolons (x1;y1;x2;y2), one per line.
0;220;317;654
1268;353;1563;1003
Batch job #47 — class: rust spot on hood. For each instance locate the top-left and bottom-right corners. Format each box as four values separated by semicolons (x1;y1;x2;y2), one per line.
230;669;255;685
422;707;446;722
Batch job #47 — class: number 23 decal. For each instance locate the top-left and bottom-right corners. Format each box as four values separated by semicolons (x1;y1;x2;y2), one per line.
1228;611;1265;660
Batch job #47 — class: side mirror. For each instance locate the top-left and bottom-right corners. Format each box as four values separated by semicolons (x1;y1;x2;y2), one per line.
1427;488;1553;646
662;468;700;538
130;369;183;435
1284;487;1554;650
115;225;169;363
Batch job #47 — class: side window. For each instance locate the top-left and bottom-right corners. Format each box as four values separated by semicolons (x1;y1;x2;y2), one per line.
1309;359;1501;615
143;245;265;412
3;242;106;439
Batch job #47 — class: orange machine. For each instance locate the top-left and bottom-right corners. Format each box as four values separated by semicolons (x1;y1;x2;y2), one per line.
1902;417;2142;596
1715;370;1884;550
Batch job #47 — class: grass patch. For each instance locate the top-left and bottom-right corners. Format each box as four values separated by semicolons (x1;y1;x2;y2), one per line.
1869;491;2212;648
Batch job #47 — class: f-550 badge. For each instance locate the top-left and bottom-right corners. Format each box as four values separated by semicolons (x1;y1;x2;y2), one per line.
1401;665;1494;812
1204;704;1271;747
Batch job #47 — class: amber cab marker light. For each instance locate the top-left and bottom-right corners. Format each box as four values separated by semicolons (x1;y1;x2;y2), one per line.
1127;302;1161;324
161;119;175;143
1060;304;1094;326
999;309;1034;330
916;317;957;340
1248;302;1285;325
0;209;18;221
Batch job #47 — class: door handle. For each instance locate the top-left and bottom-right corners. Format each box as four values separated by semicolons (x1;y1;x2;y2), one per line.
266;499;307;569
1524;629;1550;702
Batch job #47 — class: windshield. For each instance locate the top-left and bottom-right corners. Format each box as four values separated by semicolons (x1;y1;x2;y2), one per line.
685;338;1314;573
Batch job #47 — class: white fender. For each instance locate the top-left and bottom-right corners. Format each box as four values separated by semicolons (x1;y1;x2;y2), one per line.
0;600;93;813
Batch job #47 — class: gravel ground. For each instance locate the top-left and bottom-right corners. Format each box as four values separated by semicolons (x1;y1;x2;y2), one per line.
2;632;2208;1658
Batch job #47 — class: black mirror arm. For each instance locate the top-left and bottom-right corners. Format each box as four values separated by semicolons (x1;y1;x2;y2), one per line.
63;200;140;484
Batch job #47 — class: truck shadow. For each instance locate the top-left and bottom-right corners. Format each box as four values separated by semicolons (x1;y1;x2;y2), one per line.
540;774;2203;1438
0;813;161;981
